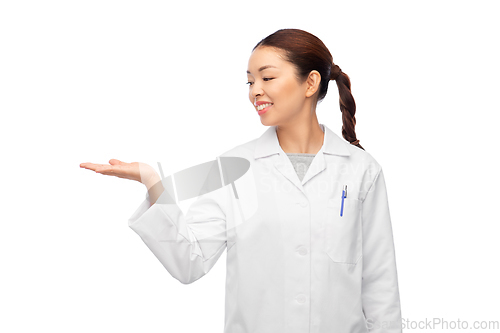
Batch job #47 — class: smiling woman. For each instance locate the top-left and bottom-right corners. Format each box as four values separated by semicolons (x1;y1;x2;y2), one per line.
80;28;402;333
246;29;362;151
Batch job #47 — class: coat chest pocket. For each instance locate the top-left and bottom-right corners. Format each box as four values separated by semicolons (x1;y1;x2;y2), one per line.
324;197;362;265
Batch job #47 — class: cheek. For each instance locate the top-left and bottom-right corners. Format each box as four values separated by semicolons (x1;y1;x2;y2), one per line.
281;81;299;98
276;83;298;105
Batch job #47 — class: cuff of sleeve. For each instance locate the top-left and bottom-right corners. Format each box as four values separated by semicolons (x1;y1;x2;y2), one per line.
128;193;152;228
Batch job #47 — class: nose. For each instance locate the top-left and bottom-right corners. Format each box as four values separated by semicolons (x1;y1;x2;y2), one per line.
250;81;264;101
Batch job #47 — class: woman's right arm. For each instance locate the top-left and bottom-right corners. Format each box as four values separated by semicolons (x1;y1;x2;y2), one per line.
80;159;229;284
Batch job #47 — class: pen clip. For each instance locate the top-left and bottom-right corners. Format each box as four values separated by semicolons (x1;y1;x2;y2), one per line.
340;185;347;217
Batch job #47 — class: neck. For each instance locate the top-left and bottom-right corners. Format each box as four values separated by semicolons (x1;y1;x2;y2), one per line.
276;118;324;154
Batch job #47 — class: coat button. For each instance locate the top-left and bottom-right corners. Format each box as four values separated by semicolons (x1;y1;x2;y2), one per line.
298;247;308;256
296;294;306;303
300;200;308;207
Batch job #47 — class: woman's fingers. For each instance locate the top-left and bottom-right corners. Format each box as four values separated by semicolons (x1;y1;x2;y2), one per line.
95;164;119;174
80;162;107;171
80;161;122;175
80;159;125;171
108;159;125;165
80;160;155;184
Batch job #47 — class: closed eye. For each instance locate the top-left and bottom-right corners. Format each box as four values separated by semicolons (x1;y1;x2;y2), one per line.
246;78;274;86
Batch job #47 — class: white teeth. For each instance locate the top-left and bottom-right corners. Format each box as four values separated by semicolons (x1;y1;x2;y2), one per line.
257;103;272;111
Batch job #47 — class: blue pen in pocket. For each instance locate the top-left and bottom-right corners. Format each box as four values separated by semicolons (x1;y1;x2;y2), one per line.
340;185;347;217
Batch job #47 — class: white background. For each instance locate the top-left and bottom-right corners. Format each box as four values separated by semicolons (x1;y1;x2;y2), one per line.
1;0;499;332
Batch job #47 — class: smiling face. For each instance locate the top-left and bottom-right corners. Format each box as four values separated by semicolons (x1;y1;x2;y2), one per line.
247;46;313;126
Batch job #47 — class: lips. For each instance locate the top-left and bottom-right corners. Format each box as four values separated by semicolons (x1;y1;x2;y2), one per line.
255;100;274;113
257;104;272;115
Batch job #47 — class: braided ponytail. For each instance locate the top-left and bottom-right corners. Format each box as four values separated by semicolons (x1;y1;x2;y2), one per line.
330;64;364;150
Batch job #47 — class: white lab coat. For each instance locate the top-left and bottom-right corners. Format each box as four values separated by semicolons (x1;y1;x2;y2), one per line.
128;123;402;333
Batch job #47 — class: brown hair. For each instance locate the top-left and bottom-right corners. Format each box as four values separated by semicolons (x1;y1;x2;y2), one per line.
253;28;364;150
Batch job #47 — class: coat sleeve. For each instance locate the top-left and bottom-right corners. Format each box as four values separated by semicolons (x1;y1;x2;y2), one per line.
127;181;229;285
361;167;402;332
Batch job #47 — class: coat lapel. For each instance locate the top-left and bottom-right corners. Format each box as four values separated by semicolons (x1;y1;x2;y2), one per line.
253;124;351;195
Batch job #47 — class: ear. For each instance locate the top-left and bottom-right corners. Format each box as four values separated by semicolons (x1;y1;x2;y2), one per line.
305;70;322;98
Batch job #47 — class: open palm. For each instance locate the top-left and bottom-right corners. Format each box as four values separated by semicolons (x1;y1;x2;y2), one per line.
80;159;156;185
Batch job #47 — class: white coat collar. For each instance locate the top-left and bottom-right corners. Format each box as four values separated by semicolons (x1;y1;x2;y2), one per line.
253;123;351;191
253;123;351;160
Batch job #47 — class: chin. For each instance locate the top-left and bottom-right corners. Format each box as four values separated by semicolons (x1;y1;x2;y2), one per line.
260;118;275;127
260;114;285;127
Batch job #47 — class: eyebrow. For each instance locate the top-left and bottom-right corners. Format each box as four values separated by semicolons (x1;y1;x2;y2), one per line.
246;65;277;74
